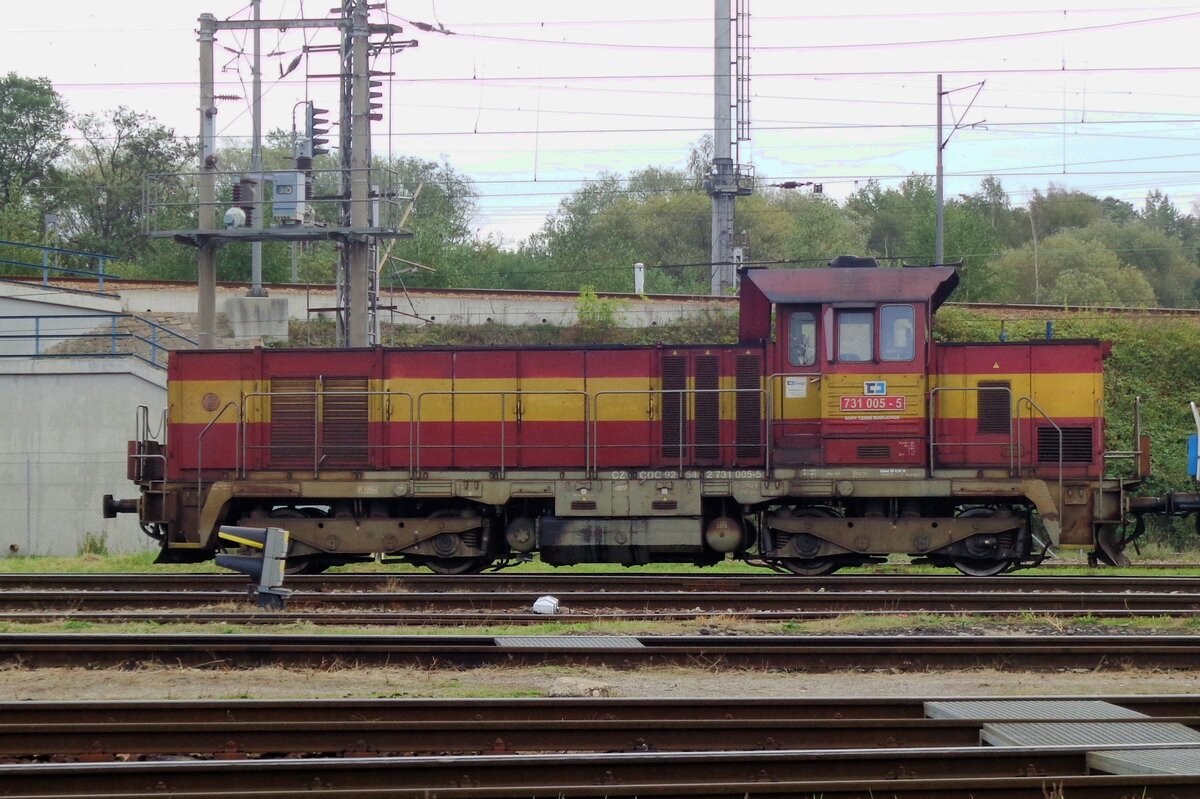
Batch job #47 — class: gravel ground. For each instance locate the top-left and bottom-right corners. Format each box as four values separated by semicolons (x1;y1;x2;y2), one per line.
2;665;1199;701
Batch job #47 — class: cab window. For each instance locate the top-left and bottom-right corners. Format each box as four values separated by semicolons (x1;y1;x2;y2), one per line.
836;310;873;362
788;311;816;367
880;305;916;361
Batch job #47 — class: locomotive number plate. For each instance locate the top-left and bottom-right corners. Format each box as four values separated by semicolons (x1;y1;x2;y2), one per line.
840;395;906;411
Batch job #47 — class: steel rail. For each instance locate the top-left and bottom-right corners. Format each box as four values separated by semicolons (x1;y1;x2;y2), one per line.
1;743;1197;797
6;606;1198;625
0;633;1197;669
2;586;1200;616
1;694;1194;725
2;713;1199;761
3;572;1200;594
0;718;1046;759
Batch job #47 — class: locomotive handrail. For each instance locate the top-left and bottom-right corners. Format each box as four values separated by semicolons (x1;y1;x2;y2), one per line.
1015;396;1064;510
134;404;166;447
414;389;590;476
196;401;240;502
927;385;1016;476
764;372;825;473
237;389;416;476
591;387;768;473
1103;395;1144;474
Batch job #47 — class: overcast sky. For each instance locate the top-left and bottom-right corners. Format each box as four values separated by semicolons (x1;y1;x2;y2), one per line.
5;1;1200;243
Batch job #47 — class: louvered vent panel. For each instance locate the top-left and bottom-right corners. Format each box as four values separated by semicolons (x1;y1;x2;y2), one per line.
977;381;1012;435
269;377;317;467
857;445;891;459
694;355;721;460
1037;426;1094;464
735;355;763;459
660;356;687;459
322;377;370;466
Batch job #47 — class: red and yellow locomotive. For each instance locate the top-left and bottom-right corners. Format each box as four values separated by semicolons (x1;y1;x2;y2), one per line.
109;259;1147;575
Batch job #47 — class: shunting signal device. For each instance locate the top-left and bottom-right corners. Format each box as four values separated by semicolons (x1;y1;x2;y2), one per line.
216;525;291;609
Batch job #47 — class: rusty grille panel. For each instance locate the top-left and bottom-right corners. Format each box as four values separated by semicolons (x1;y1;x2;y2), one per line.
321;377;370;467
1037;425;1093;464
269;377;316;467
735;355;762;459
857;445;891;459
694;355;720;460
660;355;687;459
977;381;1012;435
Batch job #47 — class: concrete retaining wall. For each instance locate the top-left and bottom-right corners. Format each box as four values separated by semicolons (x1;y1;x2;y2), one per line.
0;358;166;557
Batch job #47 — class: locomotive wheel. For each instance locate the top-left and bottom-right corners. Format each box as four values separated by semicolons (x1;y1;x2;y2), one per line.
268;508;331;575
425;557;490;575
774;508;841;576
951;508;1011;577
779;558;841;576
421;509;491;574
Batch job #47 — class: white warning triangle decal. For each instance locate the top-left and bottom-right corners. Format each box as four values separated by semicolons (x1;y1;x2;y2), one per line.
992;362;1000;369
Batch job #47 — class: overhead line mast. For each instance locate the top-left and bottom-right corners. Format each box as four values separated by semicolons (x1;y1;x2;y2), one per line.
709;0;751;296
155;5;414;348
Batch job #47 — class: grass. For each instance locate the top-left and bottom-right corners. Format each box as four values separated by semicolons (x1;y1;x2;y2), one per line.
1;610;1197;638
0;551;224;574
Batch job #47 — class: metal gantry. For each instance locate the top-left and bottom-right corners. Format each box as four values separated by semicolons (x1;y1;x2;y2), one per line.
146;4;413;348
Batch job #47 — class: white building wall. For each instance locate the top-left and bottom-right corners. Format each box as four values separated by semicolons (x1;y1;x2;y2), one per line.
0;359;166;557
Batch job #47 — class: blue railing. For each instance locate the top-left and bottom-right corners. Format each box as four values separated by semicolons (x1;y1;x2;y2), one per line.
0;313;196;369
0;239;120;293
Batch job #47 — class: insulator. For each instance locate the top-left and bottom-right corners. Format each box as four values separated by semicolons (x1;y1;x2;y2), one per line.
237;178;257;227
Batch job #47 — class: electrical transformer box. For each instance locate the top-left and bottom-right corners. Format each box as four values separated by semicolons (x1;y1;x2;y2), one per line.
272;171;307;223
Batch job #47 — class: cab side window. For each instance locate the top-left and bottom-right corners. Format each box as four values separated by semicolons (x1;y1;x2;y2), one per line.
788;311;816;367
836;310;873;362
880;304;916;361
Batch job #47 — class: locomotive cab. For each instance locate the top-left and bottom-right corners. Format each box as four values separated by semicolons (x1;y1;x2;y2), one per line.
740;258;956;471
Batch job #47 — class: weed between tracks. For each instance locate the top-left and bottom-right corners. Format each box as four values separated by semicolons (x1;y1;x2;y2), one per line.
0;612;1196;638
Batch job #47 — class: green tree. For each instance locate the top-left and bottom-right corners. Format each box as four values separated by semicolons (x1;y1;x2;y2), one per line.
941;200;1004;301
384;155;479;288
989;230;1156;306
54;107;192;260
1027;184;1105;238
1142;190;1187;239
0;73;68;210
844;175;935;261
1076;219;1199;307
756;190;866;262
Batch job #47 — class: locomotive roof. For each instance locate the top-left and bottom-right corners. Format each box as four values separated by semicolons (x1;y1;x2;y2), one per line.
737;265;960;343
743;265;959;307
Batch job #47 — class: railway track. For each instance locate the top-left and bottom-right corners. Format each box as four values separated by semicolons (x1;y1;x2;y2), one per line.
0;695;1194;761
2;573;1199;621
0;632;1196;669
3;571;1198;594
0;696;1197;797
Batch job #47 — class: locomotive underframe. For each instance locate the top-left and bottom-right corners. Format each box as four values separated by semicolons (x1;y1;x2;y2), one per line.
139;466;1131;570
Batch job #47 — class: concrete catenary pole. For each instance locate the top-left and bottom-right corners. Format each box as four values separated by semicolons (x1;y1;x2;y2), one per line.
197;14;217;348
710;0;735;296
248;0;267;297
347;0;371;346
935;73;944;266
